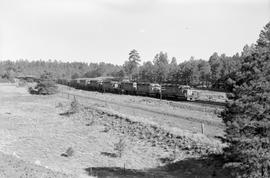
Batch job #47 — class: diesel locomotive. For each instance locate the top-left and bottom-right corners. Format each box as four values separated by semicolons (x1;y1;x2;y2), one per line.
57;77;229;103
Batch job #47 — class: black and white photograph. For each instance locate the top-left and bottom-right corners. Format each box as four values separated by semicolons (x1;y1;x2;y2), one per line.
0;0;269;177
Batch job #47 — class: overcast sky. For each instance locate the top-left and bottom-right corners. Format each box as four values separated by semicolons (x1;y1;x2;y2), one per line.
0;0;269;65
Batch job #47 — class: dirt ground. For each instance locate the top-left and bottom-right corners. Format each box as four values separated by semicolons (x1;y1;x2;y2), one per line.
0;83;229;178
58;85;225;138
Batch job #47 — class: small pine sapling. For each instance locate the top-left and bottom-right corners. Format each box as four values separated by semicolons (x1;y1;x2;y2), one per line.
114;137;126;157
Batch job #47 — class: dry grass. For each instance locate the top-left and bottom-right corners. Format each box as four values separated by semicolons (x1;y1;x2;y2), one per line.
0;84;227;177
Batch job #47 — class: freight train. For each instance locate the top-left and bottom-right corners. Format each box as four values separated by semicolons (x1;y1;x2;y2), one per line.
57;77;229;103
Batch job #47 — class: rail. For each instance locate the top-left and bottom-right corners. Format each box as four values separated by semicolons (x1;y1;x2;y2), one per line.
58;91;224;129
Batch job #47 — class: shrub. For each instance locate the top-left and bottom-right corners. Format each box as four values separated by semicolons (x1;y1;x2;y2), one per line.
114;137;126;157
70;96;80;114
82;109;95;125
29;71;58;95
18;80;27;87
61;147;74;157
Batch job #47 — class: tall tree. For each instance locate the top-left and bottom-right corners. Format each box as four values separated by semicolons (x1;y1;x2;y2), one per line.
123;49;141;80
153;52;169;83
139;61;155;82
167;57;178;83
197;59;211;87
221;22;270;178
257;22;270;50
209;52;222;84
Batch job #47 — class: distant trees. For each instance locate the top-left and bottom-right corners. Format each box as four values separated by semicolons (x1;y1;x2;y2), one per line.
0;60;122;80
71;73;79;79
0;27;268;93
138;61;155;82
2;67;16;82
167;57;178;83
0;50;245;91
197;59;211;87
221;22;270;177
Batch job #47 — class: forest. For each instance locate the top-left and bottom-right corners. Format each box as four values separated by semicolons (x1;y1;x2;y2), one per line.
0;44;255;92
0;26;264;93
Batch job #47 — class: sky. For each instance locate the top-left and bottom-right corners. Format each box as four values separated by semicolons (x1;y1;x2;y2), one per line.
0;0;269;65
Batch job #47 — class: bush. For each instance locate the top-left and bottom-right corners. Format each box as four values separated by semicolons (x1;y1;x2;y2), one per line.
0;78;9;83
60;97;80;116
18;80;27;87
70;96;80;113
114;137;126;157
29;72;58;95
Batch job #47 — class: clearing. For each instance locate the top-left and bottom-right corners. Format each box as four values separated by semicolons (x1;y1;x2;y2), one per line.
0;83;229;178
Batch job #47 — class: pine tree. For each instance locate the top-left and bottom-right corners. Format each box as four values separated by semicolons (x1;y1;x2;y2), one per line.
124;49;141;80
221;22;270;178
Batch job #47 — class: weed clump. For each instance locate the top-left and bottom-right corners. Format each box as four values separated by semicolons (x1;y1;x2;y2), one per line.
29;71;58;95
114;137;126;158
82;109;95;125
70;97;79;114
56;102;63;108
60;97;80;116
61;147;74;157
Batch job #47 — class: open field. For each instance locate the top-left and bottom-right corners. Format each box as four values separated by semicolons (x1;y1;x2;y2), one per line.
58;85;225;138
0;83;229;177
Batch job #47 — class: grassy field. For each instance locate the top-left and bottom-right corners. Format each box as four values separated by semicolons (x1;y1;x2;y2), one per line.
0;83;229;178
58;85;225;138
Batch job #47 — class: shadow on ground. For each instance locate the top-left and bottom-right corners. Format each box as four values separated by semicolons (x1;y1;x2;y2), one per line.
84;154;231;178
100;152;118;158
59;111;75;116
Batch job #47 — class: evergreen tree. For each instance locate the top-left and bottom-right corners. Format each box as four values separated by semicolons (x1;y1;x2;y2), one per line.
30;71;58;95
221;22;270;178
124;49;141;80
153;52;169;83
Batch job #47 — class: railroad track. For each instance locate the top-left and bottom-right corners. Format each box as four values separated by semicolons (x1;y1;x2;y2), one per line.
58;91;224;129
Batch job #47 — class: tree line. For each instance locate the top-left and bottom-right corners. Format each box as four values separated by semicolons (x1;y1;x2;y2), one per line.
0;43;257;92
